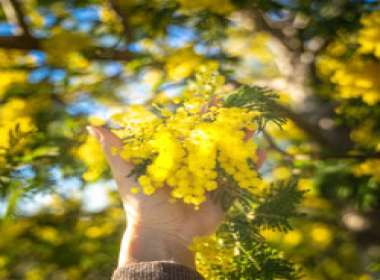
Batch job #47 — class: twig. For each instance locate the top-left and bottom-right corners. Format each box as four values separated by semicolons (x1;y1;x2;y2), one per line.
108;0;133;42
8;0;31;37
316;153;380;160
262;130;293;160
0;35;39;49
0;35;135;61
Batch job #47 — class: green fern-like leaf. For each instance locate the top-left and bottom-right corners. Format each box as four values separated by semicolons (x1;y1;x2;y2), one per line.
223;85;286;130
253;180;304;232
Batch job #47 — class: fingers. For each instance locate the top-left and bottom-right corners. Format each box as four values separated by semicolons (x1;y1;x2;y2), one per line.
86;125;123;163
86;126;135;195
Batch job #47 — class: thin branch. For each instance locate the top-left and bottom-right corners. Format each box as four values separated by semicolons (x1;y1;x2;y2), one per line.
108;0;133;42
0;36;135;61
8;0;31;37
0;36;39;49
271;102;335;149
316;153;380;160
85;47;134;61
262;127;380;162
262;131;380;161
262;130;293;160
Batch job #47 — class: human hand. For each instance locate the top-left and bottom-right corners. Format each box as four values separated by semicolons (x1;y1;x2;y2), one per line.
87;126;225;269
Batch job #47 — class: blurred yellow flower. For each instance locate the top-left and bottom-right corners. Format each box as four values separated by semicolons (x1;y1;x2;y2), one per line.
34;227;60;245
177;0;234;14
358;10;380;58
85;226;103;238
358;274;374;280
76;136;107;181
0;98;36;163
283;230;303;247
25;268;45;280
353;159;380;182
260;228;281;242
0;71;27;97
165;47;203;81
189;235;235;279
0;256;8;268
297;178;314;192
42;32;92;69
273;167;292;181
326;41;347;56
310;224;332;248
143;69;163;87
318;11;380;106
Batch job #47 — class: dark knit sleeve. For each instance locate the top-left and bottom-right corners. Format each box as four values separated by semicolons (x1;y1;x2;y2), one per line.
112;261;204;280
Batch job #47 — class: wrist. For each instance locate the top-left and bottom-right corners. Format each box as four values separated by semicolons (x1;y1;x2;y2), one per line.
118;222;195;269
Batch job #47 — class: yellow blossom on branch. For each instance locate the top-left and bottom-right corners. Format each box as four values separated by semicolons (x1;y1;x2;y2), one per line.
177;0;234;14
358;10;380;58
105;69;281;206
76;136;107;181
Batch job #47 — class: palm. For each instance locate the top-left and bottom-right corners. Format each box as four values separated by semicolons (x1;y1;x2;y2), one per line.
133;188;224;241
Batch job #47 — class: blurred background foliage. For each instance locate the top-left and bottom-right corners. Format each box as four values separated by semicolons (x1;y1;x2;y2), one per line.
0;0;379;279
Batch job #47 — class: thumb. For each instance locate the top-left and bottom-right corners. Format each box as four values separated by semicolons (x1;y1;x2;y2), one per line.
86;126;133;181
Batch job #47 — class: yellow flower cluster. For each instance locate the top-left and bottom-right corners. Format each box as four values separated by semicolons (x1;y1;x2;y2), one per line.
0;71;27;97
261;221;369;280
113;102;262;206
310;223;333;248
272;166;292;181
42;32;92;69
350;120;380;149
177;0;234;14
76;136;107;181
358;10;380;58
165;47;203;81
261;228;303;248
0;98;36;164
0;50;33;97
353;159;380;182
262;223;332;249
318;52;380;105
189;235;235;279
111;65;268;205
329;57;380;105
112;105;161;163
317;11;380;106
99;4;123;33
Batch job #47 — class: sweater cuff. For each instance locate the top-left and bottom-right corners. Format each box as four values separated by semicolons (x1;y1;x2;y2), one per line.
112;261;204;280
